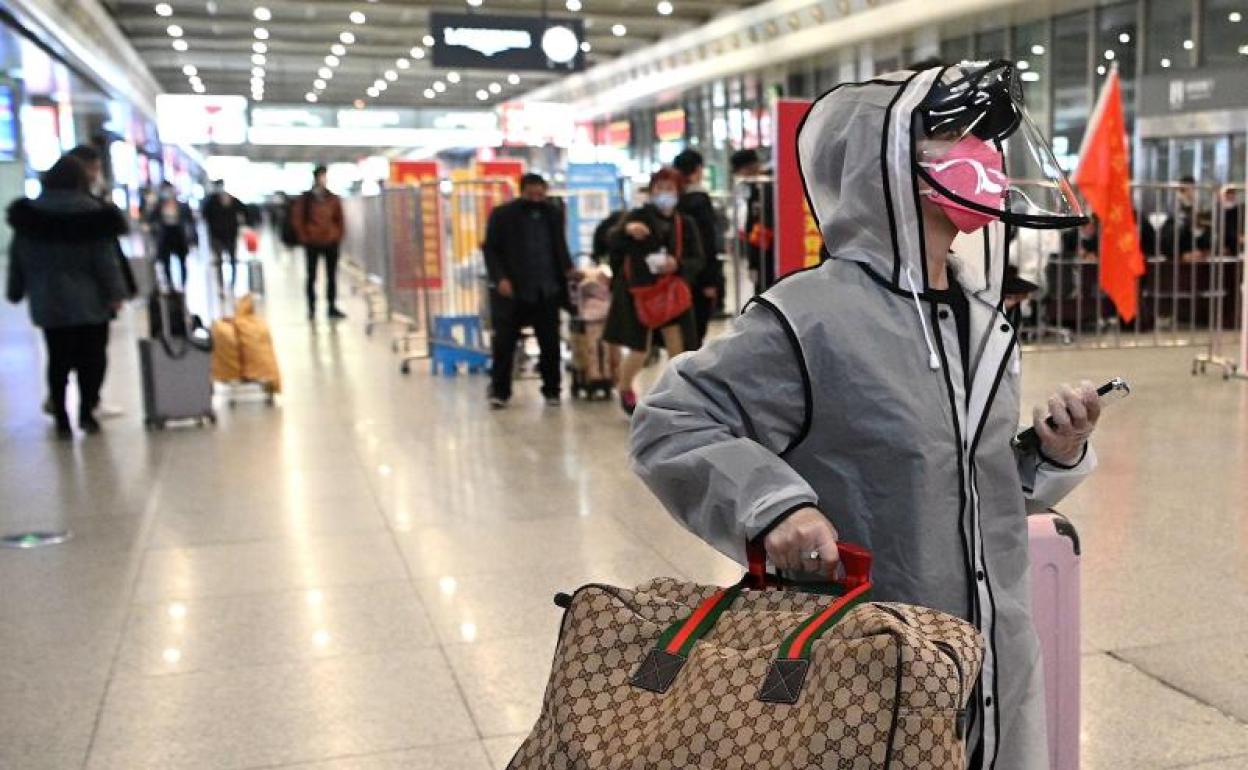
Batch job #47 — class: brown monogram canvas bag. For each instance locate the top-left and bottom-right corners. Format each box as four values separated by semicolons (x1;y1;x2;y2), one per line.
510;544;983;769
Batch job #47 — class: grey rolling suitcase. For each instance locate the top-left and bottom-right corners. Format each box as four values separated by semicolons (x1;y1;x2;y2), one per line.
247;259;265;296
140;293;215;429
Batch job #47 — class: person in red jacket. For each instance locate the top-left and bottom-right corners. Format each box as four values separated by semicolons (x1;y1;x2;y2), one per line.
291;165;346;320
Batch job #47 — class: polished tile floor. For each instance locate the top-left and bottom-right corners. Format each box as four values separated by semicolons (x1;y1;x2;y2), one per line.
1;242;1245;769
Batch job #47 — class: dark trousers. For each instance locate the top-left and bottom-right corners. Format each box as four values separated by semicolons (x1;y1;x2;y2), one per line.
211;234;238;288
43;324;109;420
490;294;562;400
693;290;715;348
156;250;187;289
304;244;340;313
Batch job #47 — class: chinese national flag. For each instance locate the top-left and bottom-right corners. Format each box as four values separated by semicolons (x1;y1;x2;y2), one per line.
1073;67;1146;322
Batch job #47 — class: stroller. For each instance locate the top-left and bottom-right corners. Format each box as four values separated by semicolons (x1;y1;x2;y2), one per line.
569;265;619;400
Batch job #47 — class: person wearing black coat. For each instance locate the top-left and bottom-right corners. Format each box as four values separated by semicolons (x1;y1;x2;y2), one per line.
673;149;725;346
147;181;196;289
202;179;247;291
6;156;128;438
482;173;574;408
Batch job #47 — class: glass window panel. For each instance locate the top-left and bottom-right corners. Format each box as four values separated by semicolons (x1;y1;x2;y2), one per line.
941;35;973;65
1203;0;1248;67
1051;12;1090;171
1146;0;1195;72
1013;21;1052;141
1097;3;1138;131
975;29;1008;61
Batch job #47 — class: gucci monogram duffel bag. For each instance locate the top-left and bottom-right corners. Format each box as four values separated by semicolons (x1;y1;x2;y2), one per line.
510;543;983;769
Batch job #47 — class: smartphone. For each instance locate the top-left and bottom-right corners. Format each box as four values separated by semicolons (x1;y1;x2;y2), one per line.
1012;377;1131;453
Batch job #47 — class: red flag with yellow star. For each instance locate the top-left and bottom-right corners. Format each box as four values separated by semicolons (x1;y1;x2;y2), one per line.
1073;66;1146;322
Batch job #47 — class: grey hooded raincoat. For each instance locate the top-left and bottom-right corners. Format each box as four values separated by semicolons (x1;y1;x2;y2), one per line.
630;68;1096;769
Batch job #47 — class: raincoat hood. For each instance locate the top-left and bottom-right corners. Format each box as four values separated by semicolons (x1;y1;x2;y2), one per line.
797;68;1009;302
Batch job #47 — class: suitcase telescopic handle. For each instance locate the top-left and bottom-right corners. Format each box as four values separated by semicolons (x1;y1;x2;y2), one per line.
745;540;872;591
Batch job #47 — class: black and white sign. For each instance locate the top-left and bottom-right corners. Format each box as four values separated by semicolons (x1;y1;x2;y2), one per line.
430;12;585;72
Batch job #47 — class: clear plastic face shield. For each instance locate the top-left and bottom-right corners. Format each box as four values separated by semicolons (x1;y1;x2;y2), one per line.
915;61;1088;231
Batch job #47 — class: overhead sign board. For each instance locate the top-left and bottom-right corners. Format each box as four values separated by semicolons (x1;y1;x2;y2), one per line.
156;94;247;145
249;105;497;132
430;12;585;72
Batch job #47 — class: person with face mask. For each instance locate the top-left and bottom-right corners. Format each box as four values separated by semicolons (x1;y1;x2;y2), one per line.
630;62;1103;769
146;181;195;290
482;173;574;408
673;149;726;347
604;167;705;415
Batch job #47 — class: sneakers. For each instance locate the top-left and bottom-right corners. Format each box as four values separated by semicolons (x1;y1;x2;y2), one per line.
489;396;509;410
619;389;638;416
328;307;347;320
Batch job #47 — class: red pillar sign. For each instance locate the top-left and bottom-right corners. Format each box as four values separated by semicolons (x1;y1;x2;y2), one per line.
389;161;443;289
773;99;820;279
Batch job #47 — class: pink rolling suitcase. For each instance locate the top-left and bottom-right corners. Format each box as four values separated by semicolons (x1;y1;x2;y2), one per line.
1029;511;1081;770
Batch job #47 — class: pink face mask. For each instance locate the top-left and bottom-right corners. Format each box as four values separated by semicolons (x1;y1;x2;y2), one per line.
919;136;1008;233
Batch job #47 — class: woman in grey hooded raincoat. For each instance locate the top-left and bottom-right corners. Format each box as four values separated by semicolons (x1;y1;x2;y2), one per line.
630;63;1101;769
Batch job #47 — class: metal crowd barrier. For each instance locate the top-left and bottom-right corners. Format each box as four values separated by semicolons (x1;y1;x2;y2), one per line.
1013;182;1244;369
342;178;515;374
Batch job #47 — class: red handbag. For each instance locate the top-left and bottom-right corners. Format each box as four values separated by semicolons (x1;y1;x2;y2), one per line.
627;215;693;330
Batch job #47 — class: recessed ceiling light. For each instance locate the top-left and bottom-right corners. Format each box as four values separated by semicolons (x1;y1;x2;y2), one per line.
1239;43;1248;54
376;81;387;91
252;41;266;53
252;53;266;65
423;34;435;46
325;54;340;66
411;47;426;59
488;82;501;93
340;31;355;44
1183;39;1194;50
188;75;202;85
172;39;188;51
1031;44;1045;56
1160;57;1172;68
1118;32;1130;44
252;94;264;101
566;0;582;10
192;83;206;93
467;0;482;6
384;70;398;81
507;73;520;85
367;86;379;97
254;7;271;21
580;41;592;52
1020;71;1040;82
1104;49;1115;60
476;89;488;100
331;44;346;56
182;64;197;76
349;11;365;24
396;58;410;69
424;88;435;99
1230;11;1243;22
251;67;264;77
1096;64;1106;75
433;81;446;92
314;79;326;89
447;71;461;83
318;67;332;78
612;24;626;36
155;3;173;17
167;24;183;37
305;92;318;102
254;27;269;40
657;1;674;15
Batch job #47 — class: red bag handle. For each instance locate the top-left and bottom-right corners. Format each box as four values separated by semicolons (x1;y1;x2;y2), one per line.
745;540;872;590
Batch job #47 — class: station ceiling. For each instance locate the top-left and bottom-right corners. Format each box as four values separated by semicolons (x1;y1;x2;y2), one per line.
104;0;762;110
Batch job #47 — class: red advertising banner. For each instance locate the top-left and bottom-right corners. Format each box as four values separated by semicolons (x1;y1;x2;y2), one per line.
773;99;821;279
655;108;686;142
605;120;630;147
389;160;443;290
475;159;525;183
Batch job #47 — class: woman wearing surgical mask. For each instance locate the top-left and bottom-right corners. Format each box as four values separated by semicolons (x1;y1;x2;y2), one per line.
604;167;705;415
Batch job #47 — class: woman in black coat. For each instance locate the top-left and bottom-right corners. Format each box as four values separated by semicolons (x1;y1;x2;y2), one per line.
603;167;704;415
6;156;128;438
147;181;196;289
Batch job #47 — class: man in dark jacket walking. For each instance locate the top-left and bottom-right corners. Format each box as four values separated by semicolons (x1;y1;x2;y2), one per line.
202;179;247;293
673;149;725;346
483;173;573;408
291;165;346;320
